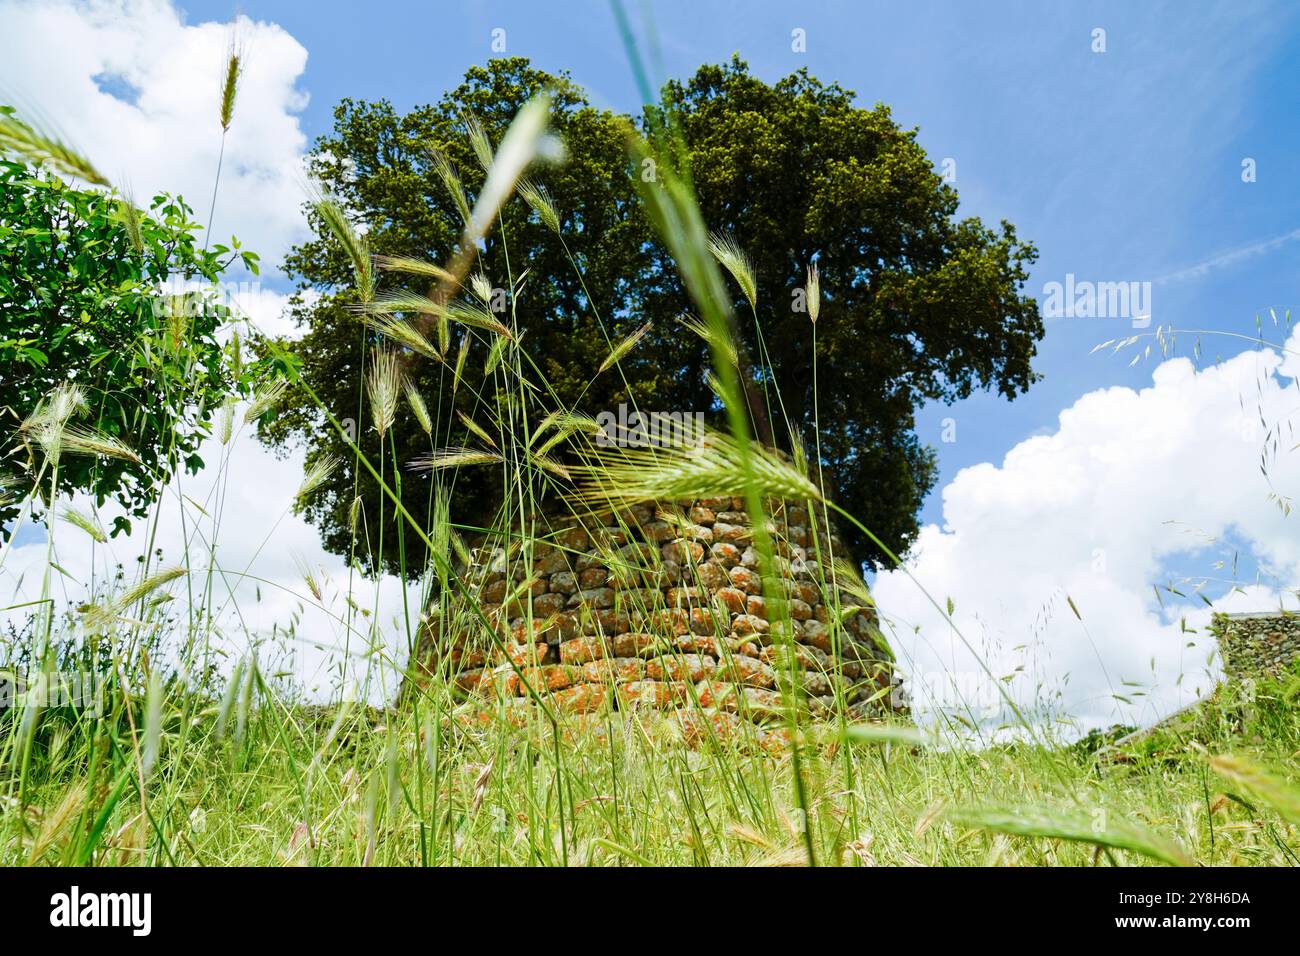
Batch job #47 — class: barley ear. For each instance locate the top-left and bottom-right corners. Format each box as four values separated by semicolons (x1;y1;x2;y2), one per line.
219;45;242;132
0;108;109;186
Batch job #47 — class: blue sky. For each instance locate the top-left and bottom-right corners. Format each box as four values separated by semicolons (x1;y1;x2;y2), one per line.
179;0;1300;524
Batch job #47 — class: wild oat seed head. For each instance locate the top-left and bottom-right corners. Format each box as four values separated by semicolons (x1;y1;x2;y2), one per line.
117;566;189;610
405;382;432;435
366;348;403;438
38;383;87;429
518;178;561;234
21;384;83;462
309;181;374;302
469;272;493;305
464;114;495;173
599;321;653;374
360;291;511;340
453;333;472;393
244;378;289;423
708;231;758;311
575;427;820;506
218;395;236;444
456;410;498;449
805;263;820;325
116;195;144;255
373;254;458;285
228;328;244;378
58;427;140;463
406;447;504;473
60;506;107;543
293;552;324;602
296;454;340;501
427;149;472;226
676;313;737;367
359;312;442;362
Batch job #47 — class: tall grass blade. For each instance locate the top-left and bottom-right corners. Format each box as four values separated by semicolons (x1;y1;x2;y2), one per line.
948;804;1194;866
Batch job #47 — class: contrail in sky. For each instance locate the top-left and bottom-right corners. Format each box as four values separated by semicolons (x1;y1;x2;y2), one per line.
1154;226;1300;285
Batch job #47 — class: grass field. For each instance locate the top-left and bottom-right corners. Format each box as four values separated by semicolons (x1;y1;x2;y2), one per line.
3;636;1298;866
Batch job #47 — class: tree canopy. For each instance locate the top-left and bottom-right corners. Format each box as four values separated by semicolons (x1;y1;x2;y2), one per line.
267;56;1042;574
0;110;259;537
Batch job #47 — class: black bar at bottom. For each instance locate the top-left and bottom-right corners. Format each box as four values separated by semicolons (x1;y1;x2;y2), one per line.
0;865;1278;941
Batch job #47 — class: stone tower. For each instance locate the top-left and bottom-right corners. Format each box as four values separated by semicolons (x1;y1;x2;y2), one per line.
1211;612;1300;683
409;496;903;748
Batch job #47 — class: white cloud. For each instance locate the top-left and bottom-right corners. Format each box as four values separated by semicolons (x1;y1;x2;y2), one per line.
154;276;313;340
875;333;1300;738
0;0;311;269
0;415;423;704
231;284;312;339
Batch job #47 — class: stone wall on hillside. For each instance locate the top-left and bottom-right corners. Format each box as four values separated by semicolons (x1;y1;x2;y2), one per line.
409;496;903;747
1212;612;1300;683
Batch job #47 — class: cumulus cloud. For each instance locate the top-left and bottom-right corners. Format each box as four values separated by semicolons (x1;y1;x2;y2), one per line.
0;0;311;269
230;284;314;340
153;275;314;340
875;333;1300;738
0;416;423;704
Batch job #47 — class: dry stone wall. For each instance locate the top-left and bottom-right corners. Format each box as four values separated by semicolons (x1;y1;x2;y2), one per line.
1212;612;1300;683
410;496;902;748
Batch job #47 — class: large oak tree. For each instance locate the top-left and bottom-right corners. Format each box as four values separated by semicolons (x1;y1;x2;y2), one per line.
265;57;1042;573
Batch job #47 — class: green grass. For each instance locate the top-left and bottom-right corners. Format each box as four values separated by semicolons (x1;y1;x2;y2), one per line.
2;659;1298;866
